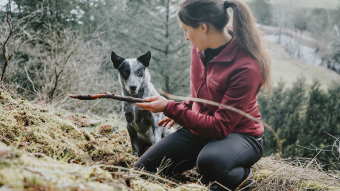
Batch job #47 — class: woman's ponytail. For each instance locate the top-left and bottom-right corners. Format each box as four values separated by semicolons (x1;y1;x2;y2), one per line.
225;0;271;91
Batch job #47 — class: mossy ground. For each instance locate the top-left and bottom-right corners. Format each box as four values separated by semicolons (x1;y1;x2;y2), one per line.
0;86;339;191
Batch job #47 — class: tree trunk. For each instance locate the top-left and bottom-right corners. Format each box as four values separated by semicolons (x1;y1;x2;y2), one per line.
164;0;171;93
1;0;13;81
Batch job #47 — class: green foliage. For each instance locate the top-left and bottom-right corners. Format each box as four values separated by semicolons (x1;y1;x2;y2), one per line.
259;80;340;170
259;79;307;154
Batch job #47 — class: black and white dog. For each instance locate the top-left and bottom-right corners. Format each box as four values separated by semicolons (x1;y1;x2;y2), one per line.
111;51;173;156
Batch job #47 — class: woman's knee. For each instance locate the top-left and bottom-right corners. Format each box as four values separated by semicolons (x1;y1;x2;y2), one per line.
196;149;231;180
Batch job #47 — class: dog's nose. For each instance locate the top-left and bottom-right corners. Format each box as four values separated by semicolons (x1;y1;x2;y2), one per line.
130;86;137;91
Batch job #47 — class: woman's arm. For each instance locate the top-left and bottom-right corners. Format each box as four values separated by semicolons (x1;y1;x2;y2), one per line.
164;67;261;139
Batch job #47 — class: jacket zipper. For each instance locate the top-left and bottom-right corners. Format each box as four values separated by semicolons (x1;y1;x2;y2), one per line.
196;61;208;98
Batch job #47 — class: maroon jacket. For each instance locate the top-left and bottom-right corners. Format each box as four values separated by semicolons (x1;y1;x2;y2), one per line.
164;38;264;139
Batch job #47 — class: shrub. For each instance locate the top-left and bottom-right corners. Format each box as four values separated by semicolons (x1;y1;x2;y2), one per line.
259;79;340;170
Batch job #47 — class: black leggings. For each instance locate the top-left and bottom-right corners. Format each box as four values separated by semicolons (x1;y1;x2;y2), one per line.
134;128;263;190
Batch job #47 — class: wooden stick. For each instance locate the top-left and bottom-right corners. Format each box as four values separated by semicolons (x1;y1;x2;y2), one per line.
68;93;145;103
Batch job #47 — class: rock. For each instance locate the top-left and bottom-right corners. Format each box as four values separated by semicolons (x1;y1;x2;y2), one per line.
0;142;10;158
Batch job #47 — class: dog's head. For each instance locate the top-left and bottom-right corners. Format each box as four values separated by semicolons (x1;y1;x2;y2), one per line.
111;51;151;97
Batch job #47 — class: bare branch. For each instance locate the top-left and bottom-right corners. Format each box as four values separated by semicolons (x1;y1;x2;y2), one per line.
24;65;38;94
48;44;77;101
68;93;145;103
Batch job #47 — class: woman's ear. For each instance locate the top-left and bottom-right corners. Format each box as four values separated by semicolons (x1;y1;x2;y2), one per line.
199;23;209;33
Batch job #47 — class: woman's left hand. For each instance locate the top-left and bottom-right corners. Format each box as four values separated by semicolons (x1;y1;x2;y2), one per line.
135;96;169;113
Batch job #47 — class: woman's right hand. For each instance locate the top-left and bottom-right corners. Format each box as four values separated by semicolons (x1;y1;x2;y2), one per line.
158;117;175;128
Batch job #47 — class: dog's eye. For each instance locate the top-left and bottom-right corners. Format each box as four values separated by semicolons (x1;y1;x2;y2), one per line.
136;69;144;77
121;71;130;79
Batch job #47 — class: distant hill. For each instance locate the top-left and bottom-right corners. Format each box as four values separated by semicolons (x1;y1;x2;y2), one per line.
266;40;340;89
245;0;339;9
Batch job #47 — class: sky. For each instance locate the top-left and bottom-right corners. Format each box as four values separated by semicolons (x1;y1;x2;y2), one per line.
0;0;17;12
0;0;6;8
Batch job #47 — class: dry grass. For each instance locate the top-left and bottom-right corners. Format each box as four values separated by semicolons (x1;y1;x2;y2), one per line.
253;157;340;191
0;84;339;191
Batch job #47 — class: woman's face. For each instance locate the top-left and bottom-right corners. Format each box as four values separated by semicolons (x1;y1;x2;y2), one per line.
180;22;208;51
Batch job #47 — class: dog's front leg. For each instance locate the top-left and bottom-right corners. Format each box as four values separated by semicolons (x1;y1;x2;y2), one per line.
127;125;140;156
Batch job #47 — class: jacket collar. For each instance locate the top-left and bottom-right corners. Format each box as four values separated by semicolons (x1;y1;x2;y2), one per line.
198;37;239;64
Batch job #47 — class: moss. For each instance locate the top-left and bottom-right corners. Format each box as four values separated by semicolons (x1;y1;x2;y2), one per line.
0;146;128;191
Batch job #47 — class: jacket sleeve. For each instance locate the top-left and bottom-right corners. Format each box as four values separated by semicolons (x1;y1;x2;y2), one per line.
165;99;192;116
164;67;261;139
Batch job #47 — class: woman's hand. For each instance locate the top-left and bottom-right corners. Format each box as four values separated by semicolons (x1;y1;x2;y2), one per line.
135;96;169;113
158;117;175;128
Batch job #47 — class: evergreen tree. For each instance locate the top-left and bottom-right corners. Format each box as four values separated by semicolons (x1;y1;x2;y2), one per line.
259;80;340;170
12;0;82;31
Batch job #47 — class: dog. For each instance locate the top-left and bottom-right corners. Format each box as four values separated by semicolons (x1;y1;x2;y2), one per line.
111;50;173;156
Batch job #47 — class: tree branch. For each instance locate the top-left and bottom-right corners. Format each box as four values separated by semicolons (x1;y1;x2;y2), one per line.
68;93;145;103
24;65;38;94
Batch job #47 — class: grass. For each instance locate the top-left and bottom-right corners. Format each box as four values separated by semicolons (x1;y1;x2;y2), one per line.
0;84;340;190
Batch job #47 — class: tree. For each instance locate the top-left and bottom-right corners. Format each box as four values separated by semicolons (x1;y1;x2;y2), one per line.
259;80;340;170
250;0;272;25
93;0;190;95
0;0;13;81
0;0;32;82
12;0;83;31
130;0;190;95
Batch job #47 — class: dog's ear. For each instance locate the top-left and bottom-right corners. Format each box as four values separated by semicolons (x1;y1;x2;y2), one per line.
137;51;151;67
111;51;125;69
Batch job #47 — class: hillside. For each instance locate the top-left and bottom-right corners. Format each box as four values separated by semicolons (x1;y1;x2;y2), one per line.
245;0;339;9
0;85;206;191
266;40;340;89
1;85;340;191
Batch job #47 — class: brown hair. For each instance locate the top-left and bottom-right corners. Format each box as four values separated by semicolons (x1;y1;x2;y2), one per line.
178;0;271;90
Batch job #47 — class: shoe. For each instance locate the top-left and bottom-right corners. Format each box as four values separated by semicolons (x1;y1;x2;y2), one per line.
236;169;254;191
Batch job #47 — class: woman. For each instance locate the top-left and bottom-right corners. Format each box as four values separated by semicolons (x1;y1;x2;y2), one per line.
135;0;271;190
